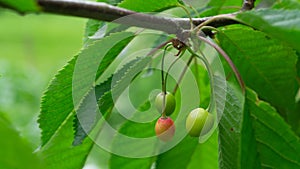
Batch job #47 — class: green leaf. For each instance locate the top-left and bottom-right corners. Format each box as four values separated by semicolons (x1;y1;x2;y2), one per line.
37;114;93;169
240;94;261;169
118;0;178;12
39;31;134;146
272;0;300;10
39;56;77;146
0;0;39;12
0;113;44;169
108;96;158;169
187;132;219;169
216;25;298;120
218;84;245;169
72;80;110;146
83;0;125;43
199;0;241;17
108;109;156;169
156;136;198;169
219;87;300;169
97;56;151;113
84;19;106;43
297;52;300;81
37;30;135;167
109;118;156;169
110;155;154;169
73;57;146;145
236;9;300;52
156;132;219;169
245;88;300;168
295;102;300;135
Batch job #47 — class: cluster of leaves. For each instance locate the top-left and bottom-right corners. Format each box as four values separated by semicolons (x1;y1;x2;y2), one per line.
1;0;300;169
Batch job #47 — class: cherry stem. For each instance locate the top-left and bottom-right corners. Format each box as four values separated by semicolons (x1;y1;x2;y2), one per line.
161;44;172;94
200;26;219;32
165;49;186;94
177;3;194;29
193;14;236;34
197;51;215;113
197;35;245;93
161;44;172;117
186;47;215;113
172;55;194;94
193;57;201;96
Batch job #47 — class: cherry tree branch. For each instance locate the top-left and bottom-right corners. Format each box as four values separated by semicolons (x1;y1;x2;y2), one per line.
37;0;238;36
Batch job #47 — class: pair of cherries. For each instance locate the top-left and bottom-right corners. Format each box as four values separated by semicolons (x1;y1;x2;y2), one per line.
154;92;214;142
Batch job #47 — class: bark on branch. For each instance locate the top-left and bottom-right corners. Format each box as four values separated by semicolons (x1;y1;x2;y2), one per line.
37;0;239;36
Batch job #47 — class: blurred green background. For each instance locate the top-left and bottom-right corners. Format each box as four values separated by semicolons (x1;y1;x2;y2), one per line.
0;8;86;147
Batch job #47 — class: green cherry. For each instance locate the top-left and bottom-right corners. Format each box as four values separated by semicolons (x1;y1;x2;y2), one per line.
155;92;176;116
155;117;175;142
186;108;214;137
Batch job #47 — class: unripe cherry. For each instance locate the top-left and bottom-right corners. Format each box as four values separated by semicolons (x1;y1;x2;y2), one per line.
155;117;175;142
186;108;214;137
155;92;176;116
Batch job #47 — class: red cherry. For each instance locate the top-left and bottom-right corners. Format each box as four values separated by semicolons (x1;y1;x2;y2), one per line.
155;117;175;142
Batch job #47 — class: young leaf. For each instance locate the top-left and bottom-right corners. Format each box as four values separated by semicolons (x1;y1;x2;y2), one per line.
0;113;44;169
216;25;298;121
236;9;300;52
39;32;134;146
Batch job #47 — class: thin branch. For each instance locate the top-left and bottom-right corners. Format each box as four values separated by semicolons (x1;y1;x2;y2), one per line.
37;0;238;36
38;0;184;35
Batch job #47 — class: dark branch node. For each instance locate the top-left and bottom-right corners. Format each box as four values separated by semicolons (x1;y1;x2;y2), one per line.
242;0;255;11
